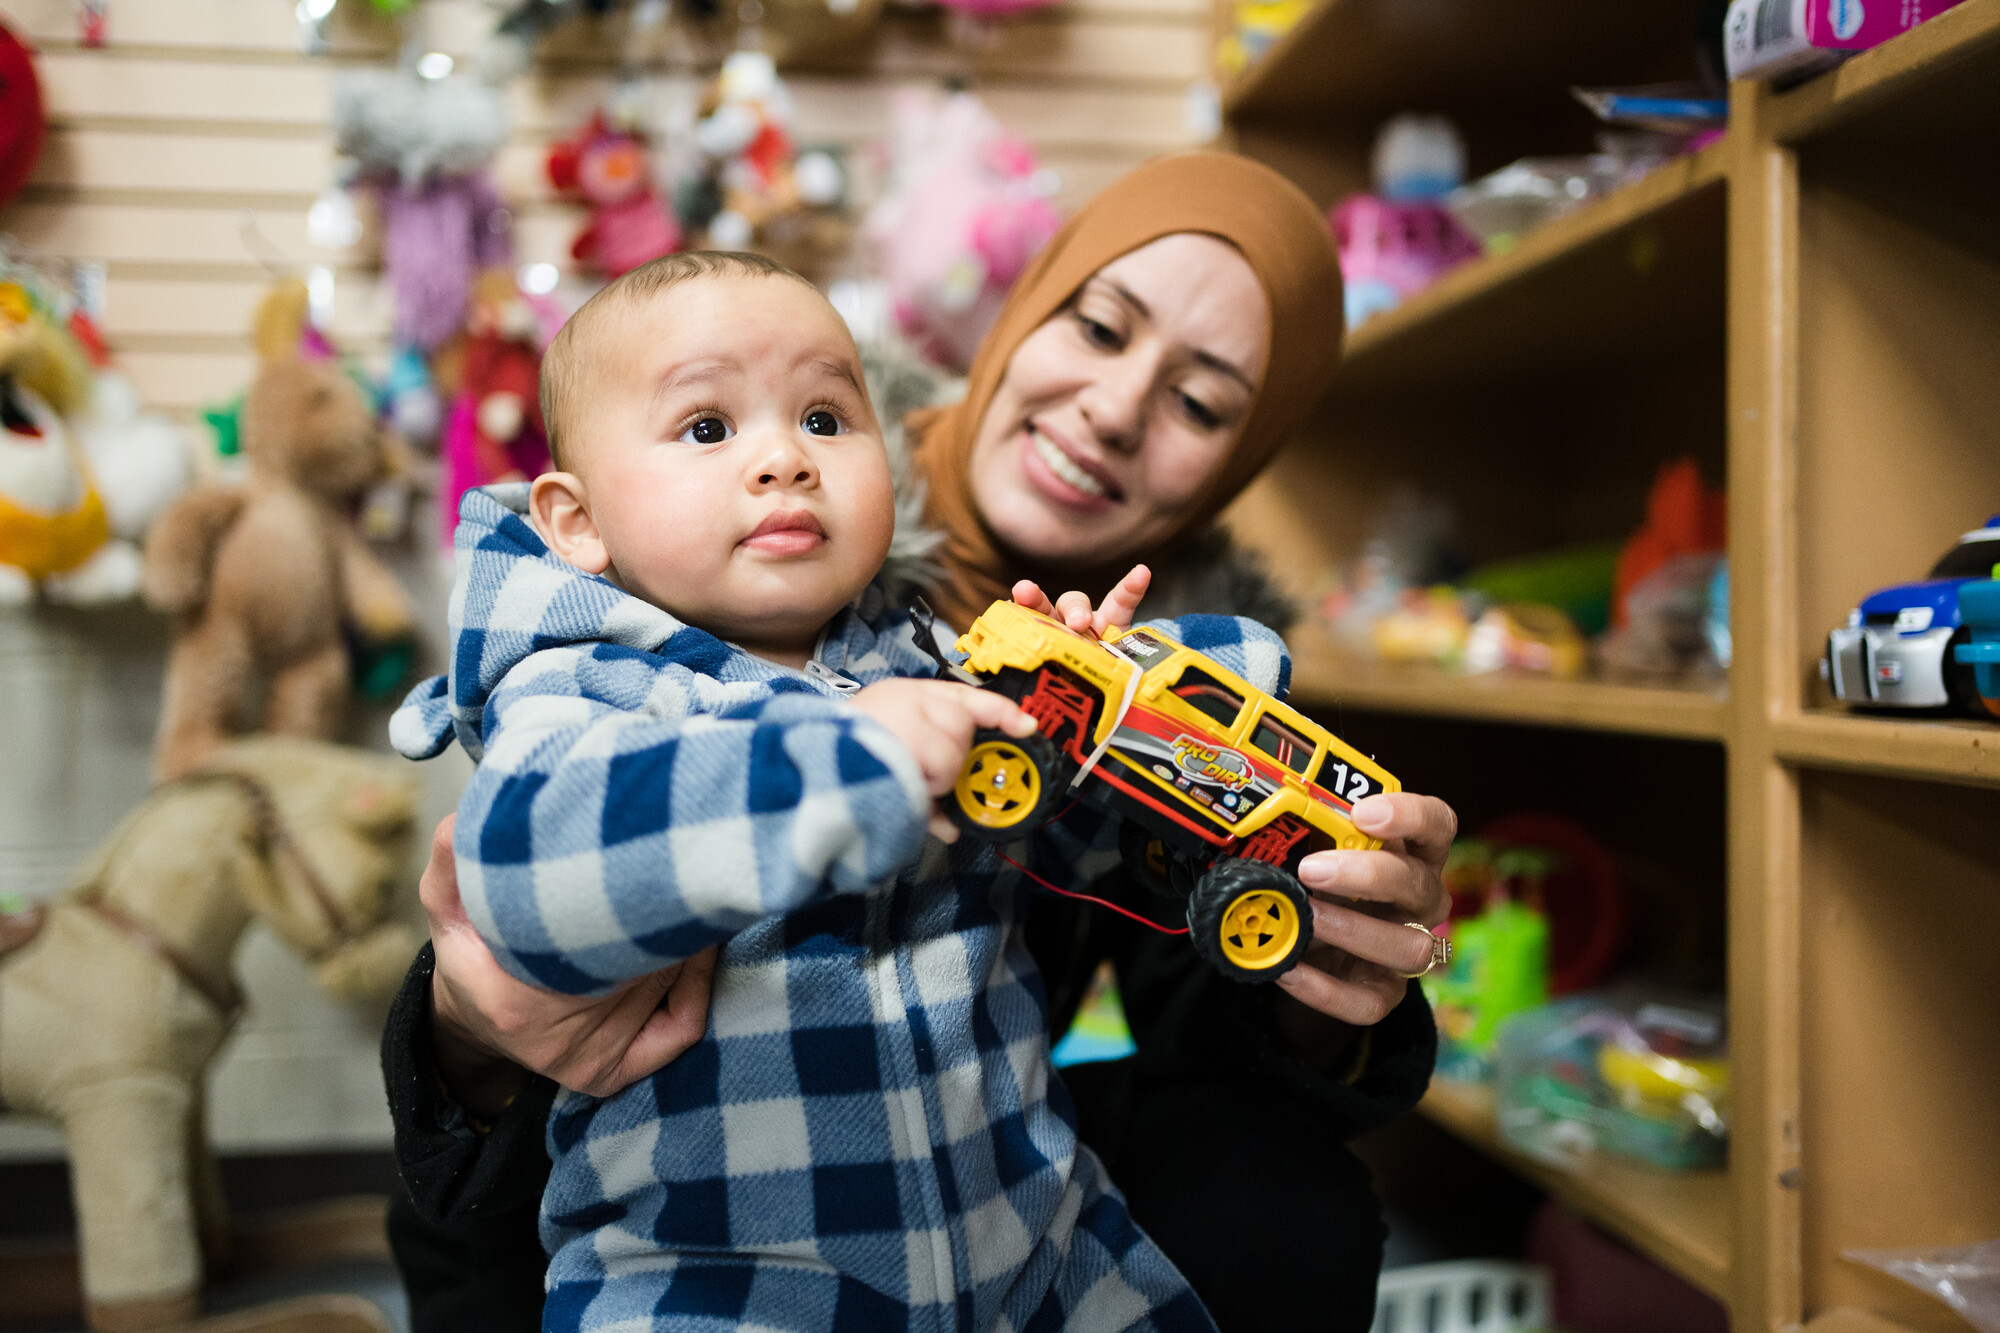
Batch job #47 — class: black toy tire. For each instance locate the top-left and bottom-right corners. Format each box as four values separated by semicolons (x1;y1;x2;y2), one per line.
1186;858;1314;983
1120;818;1195;900
947;729;1072;842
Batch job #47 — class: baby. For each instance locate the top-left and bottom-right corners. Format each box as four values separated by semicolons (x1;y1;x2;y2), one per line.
391;253;1286;1332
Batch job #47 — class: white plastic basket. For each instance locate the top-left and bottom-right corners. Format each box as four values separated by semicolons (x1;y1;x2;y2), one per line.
1370;1260;1554;1333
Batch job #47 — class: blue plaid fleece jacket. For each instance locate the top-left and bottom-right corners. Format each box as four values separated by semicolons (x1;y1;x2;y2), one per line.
392;487;1290;1333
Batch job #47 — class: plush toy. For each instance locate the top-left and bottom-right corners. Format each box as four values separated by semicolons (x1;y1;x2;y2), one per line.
0;737;419;1331
0;18;43;209
439;269;549;542
690;52;804;250
864;89;1061;371
0;288;106;601
333;68;512;352
547;111;680;277
143;282;416;781
0;276;186;606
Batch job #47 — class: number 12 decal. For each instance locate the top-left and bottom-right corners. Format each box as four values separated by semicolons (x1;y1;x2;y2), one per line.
1320;761;1377;804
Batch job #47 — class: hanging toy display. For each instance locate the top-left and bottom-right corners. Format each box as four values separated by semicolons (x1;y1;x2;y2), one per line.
0;255;193;606
436;268;551;544
685;52;848;264
864;88;1062;371
546;110;682;277
0;17;45;210
332;64;513;353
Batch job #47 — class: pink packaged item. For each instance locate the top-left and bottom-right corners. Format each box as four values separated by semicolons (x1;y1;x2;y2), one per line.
1724;0;1966;80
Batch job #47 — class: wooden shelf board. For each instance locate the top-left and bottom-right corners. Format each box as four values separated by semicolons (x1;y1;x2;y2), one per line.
1774;710;2000;788
1220;0;1694;127
1328;143;1727;397
1290;632;1728;741
1769;0;2000;144
1419;1079;1734;1304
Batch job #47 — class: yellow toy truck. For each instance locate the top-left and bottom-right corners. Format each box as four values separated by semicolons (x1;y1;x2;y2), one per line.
915;600;1400;983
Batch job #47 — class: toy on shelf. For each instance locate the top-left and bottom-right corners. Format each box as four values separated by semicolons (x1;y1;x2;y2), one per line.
1214;0;1311;79
915;598;1401;984
1446;136;1676;256
1495;991;1729;1172
333;66;512;353
0;737;418;1330
1330;116;1479;328
1426;846;1550;1080
0;18;43;210
143;281;417;780
1465;602;1587;678
1598;457;1728;682
1954;567;2000;719
1825;515;2000;714
438;269;551;544
548;110;681;277
1725;0;1966;82
865;89;1062;371
1331;194;1482;330
0;256;193;606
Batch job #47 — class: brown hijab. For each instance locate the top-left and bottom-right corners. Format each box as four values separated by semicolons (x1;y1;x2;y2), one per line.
911;150;1345;629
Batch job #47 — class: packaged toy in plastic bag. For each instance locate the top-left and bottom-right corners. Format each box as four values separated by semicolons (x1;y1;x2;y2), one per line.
1845;1239;2000;1332
1494;992;1728;1172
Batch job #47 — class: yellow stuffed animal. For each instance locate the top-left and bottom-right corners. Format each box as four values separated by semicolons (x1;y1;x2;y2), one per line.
0;737;420;1331
144;283;416;781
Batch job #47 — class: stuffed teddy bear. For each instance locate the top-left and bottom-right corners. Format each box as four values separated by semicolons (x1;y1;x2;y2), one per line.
0;736;420;1331
144;286;416;781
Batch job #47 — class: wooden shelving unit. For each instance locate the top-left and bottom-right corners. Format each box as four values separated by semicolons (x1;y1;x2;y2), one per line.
1419;1081;1733;1302
1291;631;1728;742
1213;2;2000;1328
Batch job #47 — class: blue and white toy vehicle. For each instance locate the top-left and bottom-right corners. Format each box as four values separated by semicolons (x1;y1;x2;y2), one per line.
1825;516;2000;712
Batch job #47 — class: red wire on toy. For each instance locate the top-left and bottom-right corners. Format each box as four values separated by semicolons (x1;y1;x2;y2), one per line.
994;849;1190;936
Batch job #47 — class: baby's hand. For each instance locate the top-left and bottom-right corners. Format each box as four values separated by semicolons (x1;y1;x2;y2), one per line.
1012;565;1151;640
852;679;1038;842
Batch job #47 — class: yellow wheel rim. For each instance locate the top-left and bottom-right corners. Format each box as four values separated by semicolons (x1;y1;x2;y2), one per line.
955;740;1042;830
1218;886;1300;970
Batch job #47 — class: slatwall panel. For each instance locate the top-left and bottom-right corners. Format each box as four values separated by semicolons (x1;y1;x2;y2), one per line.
0;0;1201;1156
2;0;1208;415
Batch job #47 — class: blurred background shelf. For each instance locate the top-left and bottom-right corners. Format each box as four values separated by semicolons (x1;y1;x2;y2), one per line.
1775;710;2000;788
1770;0;2000;143
1289;631;1728;741
1334;142;1727;400
1418;1080;1734;1303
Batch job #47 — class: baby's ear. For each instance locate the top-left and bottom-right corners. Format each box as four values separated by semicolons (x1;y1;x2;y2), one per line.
530;471;611;573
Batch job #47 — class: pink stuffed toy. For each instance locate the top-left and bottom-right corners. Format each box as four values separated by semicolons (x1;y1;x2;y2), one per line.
548;114;681;278
1329;194;1481;328
865;91;1061;371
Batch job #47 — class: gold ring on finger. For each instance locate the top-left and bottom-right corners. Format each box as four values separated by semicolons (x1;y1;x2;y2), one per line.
1397;921;1451;979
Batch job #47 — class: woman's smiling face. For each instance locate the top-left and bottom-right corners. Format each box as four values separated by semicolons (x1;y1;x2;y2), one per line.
968;232;1271;567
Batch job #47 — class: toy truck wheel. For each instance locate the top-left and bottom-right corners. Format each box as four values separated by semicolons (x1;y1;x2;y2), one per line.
949;730;1070;842
1187;858;1313;983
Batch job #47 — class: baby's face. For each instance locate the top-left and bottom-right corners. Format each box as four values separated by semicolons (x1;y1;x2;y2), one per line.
550;276;894;659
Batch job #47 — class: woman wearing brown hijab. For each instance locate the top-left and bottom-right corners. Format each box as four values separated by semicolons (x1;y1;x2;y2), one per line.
385;152;1452;1331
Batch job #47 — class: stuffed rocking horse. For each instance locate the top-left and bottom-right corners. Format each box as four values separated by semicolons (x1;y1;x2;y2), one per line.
0;737;421;1331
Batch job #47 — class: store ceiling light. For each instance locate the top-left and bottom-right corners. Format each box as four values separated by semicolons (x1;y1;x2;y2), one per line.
417;51;455;80
296;0;336;21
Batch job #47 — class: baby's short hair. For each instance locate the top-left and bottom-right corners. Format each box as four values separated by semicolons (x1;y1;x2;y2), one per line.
539;251;816;470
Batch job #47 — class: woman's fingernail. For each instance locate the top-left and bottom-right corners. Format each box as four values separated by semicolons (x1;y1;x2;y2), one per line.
1353;795;1390;829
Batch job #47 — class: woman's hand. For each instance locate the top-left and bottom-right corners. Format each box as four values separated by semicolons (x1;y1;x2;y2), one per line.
1276;791;1457;1028
1012;565;1152;638
420;814;719;1111
852;679;1039;842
